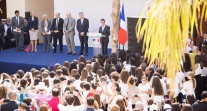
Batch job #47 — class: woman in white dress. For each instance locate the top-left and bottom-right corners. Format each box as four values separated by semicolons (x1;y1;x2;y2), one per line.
182;71;196;96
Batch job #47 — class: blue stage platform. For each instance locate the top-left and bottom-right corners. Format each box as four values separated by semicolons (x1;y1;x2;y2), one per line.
0;44;111;74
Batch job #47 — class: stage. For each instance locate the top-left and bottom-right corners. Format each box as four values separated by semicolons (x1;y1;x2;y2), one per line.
0;44;111;74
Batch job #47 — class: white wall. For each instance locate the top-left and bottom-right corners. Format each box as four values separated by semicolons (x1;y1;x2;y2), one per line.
6;0;26;18
54;0;150;49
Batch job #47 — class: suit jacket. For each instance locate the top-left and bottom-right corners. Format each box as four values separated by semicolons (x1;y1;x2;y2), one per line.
0;23;5;37
11;16;24;33
77;18;89;36
41;20;52;33
85;108;95;111
199;39;207;51
1;101;18;111
28;16;39;30
7;26;15;40
64;17;76;33
51;18;64;35
99;25;110;42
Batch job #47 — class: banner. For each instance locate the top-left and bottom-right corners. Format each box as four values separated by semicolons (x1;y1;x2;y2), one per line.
0;0;7;19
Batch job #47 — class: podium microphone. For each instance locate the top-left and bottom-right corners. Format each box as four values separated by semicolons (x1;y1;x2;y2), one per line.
50;43;54;49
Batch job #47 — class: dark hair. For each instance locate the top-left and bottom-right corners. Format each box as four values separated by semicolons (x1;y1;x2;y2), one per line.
114;82;121;93
135;67;143;85
120;69;129;84
195;55;204;69
17;70;25;79
23;98;32;106
49;71;55;78
65;94;74;105
69;62;77;73
111;57;117;65
78;62;85;75
129;76;138;85
130;66;137;76
87;97;94;106
171;103;181;111
62;66;69;76
63;61;70;69
115;63;123;74
79;55;86;65
34;78;41;86
55;69;62;77
186;94;195;105
20;79;27;88
100;19;105;22
52;88;60;97
129;57;137;66
135;53;142;67
91;83;97;89
53;79;61;85
74;73;80;80
92;62;100;73
18;102;27;110
43;79;50;88
110;72;119;82
118;50;126;62
116;99;126;111
181;104;192;111
15;10;19;14
96;69;103;78
201;91;207;100
67;79;74;86
151;77;164;96
183;53;191;72
83;82;91;90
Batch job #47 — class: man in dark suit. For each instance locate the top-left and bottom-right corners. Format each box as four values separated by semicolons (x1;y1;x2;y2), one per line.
99;19;110;55
6;25;16;48
0;22;5;51
23;18;30;45
199;34;207;51
51;12;64;53
11;10;24;52
1;91;18;111
77;12;89;56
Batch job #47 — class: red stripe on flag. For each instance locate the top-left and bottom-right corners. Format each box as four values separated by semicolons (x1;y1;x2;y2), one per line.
118;27;127;45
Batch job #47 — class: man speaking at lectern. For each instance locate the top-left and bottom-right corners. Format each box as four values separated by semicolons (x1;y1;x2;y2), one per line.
99;19;110;55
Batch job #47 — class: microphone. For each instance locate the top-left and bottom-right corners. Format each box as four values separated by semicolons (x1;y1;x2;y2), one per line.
91;27;100;32
50;43;54;49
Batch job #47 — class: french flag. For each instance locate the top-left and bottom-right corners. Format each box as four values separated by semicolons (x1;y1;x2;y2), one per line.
118;4;127;45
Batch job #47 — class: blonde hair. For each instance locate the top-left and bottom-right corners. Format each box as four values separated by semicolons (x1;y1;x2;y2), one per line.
42;14;48;19
111;105;120;111
188;71;196;88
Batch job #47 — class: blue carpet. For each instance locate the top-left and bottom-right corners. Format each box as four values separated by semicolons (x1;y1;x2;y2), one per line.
0;44;111;74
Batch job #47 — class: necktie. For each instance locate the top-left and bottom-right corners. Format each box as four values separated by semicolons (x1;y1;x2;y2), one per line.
81;19;83;25
66;19;69;30
17;17;19;25
56;18;59;30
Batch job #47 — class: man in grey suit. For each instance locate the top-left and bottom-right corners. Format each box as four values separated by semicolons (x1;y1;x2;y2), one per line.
11;10;24;52
64;12;76;55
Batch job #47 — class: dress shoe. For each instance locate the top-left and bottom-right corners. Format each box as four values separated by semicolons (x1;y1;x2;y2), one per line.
67;52;72;55
79;53;83;55
73;53;76;55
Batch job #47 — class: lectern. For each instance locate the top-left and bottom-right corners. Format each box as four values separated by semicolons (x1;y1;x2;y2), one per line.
87;33;102;56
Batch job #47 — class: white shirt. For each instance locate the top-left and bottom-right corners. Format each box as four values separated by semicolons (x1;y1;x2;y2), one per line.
4;24;8;36
195;64;202;76
176;71;185;88
137;83;151;102
182;80;195;96
58;104;76;111
202;67;207;77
